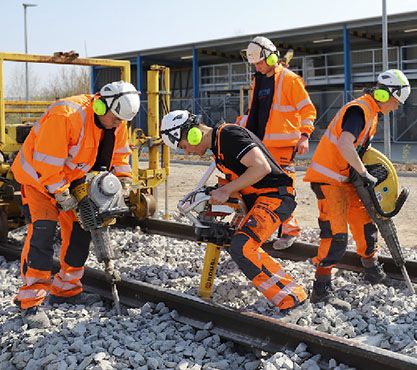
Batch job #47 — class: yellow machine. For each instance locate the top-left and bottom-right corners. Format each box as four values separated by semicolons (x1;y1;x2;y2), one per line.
0;52;170;237
362;146;402;214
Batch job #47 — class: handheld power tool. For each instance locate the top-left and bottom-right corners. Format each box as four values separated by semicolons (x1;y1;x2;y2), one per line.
72;170;129;314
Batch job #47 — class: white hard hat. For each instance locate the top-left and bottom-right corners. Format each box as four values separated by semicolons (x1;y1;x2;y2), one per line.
100;81;140;120
377;69;411;104
160;110;197;149
244;36;279;64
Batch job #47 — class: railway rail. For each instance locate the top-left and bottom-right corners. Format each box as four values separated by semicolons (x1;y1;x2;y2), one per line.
131;217;417;284
2;233;417;370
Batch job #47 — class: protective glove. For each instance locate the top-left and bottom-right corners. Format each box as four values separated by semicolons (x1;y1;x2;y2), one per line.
119;177;132;198
359;170;378;187
54;189;78;211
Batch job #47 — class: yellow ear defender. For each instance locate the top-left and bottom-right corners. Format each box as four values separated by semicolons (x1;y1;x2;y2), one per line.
373;87;391;103
266;52;279;66
93;98;108;115
187;126;203;145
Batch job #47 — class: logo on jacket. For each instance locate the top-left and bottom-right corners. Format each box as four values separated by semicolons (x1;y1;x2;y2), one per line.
245;216;257;228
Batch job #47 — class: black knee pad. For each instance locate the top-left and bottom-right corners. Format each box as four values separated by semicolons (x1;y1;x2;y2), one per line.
64;222;91;268
28;220;57;271
364;222;378;255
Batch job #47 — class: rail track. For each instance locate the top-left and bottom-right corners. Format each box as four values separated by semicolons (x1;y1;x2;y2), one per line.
130;217;417;284
2;228;417;370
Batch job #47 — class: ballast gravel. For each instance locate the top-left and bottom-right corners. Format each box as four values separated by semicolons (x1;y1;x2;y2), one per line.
2;217;417;369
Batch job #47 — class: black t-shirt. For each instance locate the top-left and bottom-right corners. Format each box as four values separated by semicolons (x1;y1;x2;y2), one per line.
341;105;365;142
92;114;116;171
211;124;293;190
245;73;275;140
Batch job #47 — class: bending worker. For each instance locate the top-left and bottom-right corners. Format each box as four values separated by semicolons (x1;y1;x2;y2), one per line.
240;36;317;250
303;69;411;303
12;81;140;328
161;110;308;312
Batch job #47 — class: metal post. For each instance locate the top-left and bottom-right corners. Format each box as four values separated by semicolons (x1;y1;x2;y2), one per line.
23;3;37;101
382;0;391;158
343;25;352;103
192;47;199;113
136;54;143;130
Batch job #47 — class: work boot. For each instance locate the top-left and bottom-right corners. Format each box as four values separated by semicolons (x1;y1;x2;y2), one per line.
272;235;297;250
363;262;387;284
22;306;51;329
310;280;333;304
310;280;351;310
49;292;102;306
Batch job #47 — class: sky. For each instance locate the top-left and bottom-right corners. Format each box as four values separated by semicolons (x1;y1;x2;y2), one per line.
1;0;417;95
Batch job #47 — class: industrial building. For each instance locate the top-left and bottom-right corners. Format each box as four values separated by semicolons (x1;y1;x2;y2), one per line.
95;11;417;160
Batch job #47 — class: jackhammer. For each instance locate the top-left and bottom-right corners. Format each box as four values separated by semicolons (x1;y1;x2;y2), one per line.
72;170;129;314
352;147;415;294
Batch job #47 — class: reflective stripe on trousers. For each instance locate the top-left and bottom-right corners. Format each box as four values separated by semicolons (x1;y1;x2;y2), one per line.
16;185;91;309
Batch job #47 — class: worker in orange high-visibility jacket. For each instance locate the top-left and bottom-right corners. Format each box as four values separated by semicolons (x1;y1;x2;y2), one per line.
11;81;140;328
241;36;317;250
304;69;411;304
161;110;308;312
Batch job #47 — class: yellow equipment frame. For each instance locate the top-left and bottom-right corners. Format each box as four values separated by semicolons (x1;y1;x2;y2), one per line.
0;52;130;153
0;51;171;226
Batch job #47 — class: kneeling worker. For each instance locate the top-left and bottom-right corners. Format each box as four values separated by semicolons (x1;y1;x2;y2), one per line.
12;81;140;328
161;110;308;311
303;69;411;303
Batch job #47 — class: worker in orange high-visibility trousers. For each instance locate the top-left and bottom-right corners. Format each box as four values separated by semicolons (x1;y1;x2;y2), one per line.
12;81;140;328
161;110;308;312
304;69;411;304
241;36;317;250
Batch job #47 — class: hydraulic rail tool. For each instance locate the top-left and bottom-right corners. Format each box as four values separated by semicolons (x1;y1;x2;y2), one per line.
177;163;247;299
351;147;415;294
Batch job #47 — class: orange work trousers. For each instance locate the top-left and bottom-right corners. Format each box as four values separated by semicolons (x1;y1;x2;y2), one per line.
268;146;300;237
310;183;379;277
16;185;91;309
229;193;307;310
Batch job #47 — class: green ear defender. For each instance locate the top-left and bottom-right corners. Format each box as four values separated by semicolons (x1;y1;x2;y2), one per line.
373;88;390;103
187;126;203;145
93;98;108;115
266;52;279;66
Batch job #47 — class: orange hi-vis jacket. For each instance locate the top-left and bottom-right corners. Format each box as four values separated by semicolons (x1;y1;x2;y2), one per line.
243;64;316;147
304;94;380;185
12;94;132;195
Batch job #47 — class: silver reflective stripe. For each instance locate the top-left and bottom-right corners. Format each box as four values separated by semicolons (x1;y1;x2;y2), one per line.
271;69;296;112
301;119;314;127
236;143;255;159
237;115;248;127
270;280;298;306
16;288;48;300
310;161;349;182
57;268;84;281
258;269;286;293
25;276;50;286
115;145;130;154
33;151;66;167
323;130;339;146
264;132;301;141
46;179;67;193
114;165;132;173
296;97;312;111
19;149;39;182
51;280;82;291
